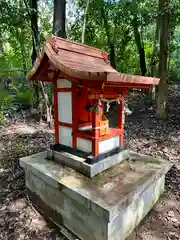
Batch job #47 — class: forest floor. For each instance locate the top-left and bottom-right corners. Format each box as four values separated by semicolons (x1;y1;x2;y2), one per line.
0;86;180;240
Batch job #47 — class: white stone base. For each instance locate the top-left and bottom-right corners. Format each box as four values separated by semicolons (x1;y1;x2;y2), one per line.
20;151;171;240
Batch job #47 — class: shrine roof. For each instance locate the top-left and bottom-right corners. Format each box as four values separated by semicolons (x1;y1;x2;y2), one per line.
27;36;159;88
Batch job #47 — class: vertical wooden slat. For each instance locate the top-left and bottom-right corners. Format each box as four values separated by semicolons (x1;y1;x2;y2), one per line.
53;83;59;144
92;100;99;156
53;72;60;144
117;98;124;146
72;83;77;148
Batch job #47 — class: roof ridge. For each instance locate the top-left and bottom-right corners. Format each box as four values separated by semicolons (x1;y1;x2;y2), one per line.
46;35;109;61
52;35;107;53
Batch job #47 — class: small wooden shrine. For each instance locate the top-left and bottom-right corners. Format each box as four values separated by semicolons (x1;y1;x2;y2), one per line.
21;36;172;240
28;36;159;166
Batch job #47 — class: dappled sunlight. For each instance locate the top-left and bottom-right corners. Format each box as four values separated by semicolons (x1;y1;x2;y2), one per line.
1;122;54;136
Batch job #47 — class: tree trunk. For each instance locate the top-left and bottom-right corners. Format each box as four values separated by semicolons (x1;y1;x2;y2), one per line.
148;16;160;100
53;0;66;38
27;0;40;108
29;0;39;64
15;28;28;79
132;16;146;76
100;3;116;69
156;0;169;119
17;0;28;78
148;17;160;77
0;32;4;57
81;0;90;44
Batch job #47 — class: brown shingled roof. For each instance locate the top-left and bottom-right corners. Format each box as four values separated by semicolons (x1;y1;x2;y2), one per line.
27;36;159;87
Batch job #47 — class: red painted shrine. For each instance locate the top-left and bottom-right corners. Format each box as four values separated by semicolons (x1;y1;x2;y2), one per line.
21;36;172;240
28;36;159;163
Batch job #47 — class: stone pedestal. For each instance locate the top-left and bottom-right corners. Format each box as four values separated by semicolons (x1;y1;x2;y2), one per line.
20;151;171;240
47;149;130;178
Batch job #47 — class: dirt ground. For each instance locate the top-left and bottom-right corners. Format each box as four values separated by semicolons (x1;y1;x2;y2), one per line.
0;86;180;240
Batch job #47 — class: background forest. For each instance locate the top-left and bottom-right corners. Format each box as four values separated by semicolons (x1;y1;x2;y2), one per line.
0;0;180;124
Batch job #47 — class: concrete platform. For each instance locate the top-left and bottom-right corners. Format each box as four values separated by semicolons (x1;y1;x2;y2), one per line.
20;151;171;240
47;149;130;178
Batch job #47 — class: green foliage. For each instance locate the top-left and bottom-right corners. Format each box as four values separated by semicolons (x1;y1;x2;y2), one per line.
68;0;180;79
0;111;6;126
0;81;13;125
0;82;13;108
16;91;33;106
0;0;53;123
0;0;179;123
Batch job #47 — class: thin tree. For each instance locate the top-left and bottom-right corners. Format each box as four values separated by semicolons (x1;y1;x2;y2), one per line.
82;0;90;44
53;0;66;38
15;28;28;79
24;0;40;107
100;1;116;69
148;12;160;100
156;0;169;119
28;0;39;64
131;0;146;76
148;17;160;77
